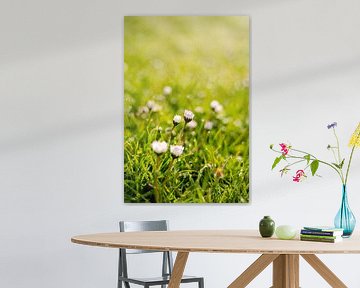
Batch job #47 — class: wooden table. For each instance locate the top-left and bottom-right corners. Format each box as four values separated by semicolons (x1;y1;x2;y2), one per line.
71;230;360;288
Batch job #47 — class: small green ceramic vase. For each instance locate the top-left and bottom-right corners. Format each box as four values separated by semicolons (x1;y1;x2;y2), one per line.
259;216;275;238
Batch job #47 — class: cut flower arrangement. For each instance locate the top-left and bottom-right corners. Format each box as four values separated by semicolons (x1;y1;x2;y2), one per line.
270;122;360;237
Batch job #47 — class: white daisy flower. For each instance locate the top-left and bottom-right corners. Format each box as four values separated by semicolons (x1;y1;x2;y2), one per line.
184;109;194;123
204;121;214;130
146;100;162;112
173;115;182;126
214;104;223;113
210;100;220;109
170;145;184;158
146;100;156;110
151;141;168;154
163;86;172;96
210;100;223;113
137;106;149;115
187;120;197;129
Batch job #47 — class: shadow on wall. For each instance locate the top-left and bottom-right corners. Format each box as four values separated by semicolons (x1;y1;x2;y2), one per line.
0;0;289;65
0;113;121;154
256;57;360;92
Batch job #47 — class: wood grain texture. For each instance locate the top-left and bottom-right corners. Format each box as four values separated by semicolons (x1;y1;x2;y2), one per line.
228;254;279;288
301;254;347;288
273;254;286;288
168;252;189;288
287;255;299;288
272;254;299;288
71;230;360;254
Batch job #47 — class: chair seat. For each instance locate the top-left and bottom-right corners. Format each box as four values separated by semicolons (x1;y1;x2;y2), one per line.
119;274;203;286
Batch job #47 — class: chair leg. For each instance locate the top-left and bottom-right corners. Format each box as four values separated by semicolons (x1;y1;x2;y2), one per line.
198;278;204;288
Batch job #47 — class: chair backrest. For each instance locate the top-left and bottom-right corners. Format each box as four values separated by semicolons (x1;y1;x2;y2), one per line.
118;220;174;283
119;220;169;254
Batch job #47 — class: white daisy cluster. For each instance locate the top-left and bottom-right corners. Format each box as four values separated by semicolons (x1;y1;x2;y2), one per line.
151;141;184;158
151;108;197;159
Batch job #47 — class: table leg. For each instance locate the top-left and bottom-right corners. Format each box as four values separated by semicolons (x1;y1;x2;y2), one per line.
228;254;279;288
301;254;347;288
272;254;299;288
168;252;189;288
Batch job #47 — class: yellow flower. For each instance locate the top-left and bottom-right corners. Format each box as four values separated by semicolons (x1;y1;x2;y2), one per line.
349;122;360;147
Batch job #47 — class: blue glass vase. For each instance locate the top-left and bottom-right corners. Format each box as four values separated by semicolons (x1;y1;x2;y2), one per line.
334;185;356;237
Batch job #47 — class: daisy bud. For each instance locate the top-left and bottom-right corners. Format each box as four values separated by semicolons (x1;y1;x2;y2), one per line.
187;120;197;129
210;100;223;113
173;115;182;126
146;100;156;110
136;106;149;116
214;104;223;113
210;100;220;109
151;141;168;154
163;86;172;96
170;145;184;158
184;110;194;123
146;100;162;112
204;121;214;130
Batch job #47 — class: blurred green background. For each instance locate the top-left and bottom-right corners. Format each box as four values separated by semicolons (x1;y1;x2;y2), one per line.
124;16;249;203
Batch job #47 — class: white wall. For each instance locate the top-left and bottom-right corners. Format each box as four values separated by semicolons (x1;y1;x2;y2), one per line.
1;0;360;287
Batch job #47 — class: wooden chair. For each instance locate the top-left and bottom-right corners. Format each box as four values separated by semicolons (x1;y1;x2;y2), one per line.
118;220;204;288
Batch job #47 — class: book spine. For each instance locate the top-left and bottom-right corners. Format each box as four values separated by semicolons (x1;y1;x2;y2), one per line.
301;230;336;236
300;233;337;240
300;237;337;243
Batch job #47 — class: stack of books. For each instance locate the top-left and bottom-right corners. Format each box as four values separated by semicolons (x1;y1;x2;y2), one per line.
300;226;344;243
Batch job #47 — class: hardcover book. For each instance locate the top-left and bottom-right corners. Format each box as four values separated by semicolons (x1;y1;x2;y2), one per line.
301;229;343;237
303;226;344;232
300;234;342;240
300;236;343;243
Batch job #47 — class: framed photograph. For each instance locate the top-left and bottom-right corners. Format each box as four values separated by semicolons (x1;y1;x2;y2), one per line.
124;16;249;203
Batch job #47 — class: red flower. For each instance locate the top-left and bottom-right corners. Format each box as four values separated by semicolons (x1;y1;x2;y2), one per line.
279;143;289;155
293;170;305;182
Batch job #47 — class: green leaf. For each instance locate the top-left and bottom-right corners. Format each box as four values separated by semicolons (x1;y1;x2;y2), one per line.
304;154;311;164
269;144;274;149
339;158;345;169
310;160;319;176
271;156;282;170
332;162;341;169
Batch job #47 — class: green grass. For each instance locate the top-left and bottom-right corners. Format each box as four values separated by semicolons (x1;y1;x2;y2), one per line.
124;16;249;203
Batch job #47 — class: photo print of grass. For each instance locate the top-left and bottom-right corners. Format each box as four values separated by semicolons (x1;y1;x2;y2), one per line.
124;16;249;203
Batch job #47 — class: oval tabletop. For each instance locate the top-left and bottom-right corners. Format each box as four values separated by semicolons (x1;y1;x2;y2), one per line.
71;230;360;254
